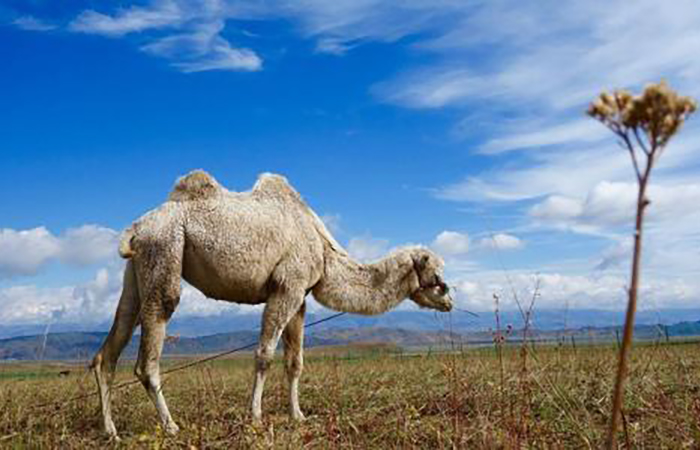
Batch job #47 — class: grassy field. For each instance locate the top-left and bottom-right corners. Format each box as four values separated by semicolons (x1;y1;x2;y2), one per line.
1;341;699;448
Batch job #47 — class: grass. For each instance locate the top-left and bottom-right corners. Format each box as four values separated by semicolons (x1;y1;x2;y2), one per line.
1;342;700;448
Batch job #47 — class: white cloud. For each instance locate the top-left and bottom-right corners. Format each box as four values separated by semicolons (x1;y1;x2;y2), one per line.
375;68;487;109
68;1;261;73
0;225;120;278
595;239;633;272
435;143;633;202
141;21;261;72
13;16;56;31
69;1;183;36
447;269;698;313
477;119;607;155
0;228;61;277
431;230;469;256
529;195;584;223
0;266;123;326
0;264;264;327
377;1;700;111
346;236;389;262
477;233;524;250
59;225;120;266
529;181;700;231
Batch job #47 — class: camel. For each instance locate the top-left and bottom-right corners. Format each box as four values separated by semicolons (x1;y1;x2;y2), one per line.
91;170;453;439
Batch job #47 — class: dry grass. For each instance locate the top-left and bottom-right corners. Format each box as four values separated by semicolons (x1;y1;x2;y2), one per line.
1;342;700;448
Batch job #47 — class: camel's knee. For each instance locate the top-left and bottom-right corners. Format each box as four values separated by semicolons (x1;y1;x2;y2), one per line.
134;359;159;389
285;355;303;379
91;352;103;371
92;351;118;381
255;347;274;373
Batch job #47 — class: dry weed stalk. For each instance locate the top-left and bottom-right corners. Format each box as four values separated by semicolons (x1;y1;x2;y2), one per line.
492;293;507;422
587;81;696;448
517;276;540;442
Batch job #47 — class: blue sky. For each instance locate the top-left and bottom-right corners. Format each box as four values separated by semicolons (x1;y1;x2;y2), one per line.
1;0;699;328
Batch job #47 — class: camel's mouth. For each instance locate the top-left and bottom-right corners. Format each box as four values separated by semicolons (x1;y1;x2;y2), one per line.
411;287;454;312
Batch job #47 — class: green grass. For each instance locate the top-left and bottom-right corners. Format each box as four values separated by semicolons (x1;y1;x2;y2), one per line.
1;343;699;448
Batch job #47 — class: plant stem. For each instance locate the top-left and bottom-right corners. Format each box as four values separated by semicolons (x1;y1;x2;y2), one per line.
607;175;649;448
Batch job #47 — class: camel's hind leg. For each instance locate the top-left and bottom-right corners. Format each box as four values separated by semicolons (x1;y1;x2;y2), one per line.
92;260;141;439
133;251;182;436
282;301;306;421
135;314;179;434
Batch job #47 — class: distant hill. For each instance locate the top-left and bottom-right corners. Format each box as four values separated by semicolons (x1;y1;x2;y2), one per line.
0;328;464;361
1;319;698;361
2;308;700;340
666;320;700;336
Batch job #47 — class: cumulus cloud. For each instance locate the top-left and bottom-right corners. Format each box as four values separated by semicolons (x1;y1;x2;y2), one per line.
0;263;265;327
477;233;524;250
0;225;119;278
431;230;470;256
0;228;61;277
59;225;120;266
0;266;123;326
447;270;698;313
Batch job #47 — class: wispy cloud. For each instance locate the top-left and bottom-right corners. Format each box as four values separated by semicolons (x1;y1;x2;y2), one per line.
68;2;183;36
67;1;261;72
13;16;56;31
140;20;261;72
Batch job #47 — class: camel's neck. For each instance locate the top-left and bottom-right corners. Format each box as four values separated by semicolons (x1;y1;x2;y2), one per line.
312;248;418;315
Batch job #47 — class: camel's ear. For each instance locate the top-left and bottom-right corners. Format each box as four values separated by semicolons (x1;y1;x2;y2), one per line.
412;253;429;272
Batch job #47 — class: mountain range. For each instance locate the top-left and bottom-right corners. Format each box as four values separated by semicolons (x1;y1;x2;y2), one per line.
2;313;699;361
3;308;700;340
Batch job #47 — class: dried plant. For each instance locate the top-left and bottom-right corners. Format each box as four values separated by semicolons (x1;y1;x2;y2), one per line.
588;81;696;449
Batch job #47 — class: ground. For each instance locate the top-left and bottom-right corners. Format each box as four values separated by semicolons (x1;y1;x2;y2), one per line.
1;342;699;448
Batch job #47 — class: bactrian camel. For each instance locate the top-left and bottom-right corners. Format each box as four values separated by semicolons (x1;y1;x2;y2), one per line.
92;170;453;438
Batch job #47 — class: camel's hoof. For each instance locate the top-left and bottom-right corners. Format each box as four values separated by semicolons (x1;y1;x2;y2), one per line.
251;416;263;428
105;422;120;441
165;422;180;436
290;411;306;422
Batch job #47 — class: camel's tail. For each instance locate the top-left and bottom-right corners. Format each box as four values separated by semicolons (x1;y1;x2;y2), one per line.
118;227;136;259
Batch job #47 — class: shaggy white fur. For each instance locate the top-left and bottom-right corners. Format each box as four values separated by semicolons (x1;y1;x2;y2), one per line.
91;170;453;439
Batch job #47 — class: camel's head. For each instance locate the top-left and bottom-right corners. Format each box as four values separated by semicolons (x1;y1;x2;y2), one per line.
409;249;453;312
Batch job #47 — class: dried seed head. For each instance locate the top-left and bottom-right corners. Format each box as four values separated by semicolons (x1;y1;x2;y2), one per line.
588;81;696;149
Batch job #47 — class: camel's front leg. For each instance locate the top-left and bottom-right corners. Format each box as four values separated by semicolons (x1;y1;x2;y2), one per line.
282;302;306;421
251;288;305;423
